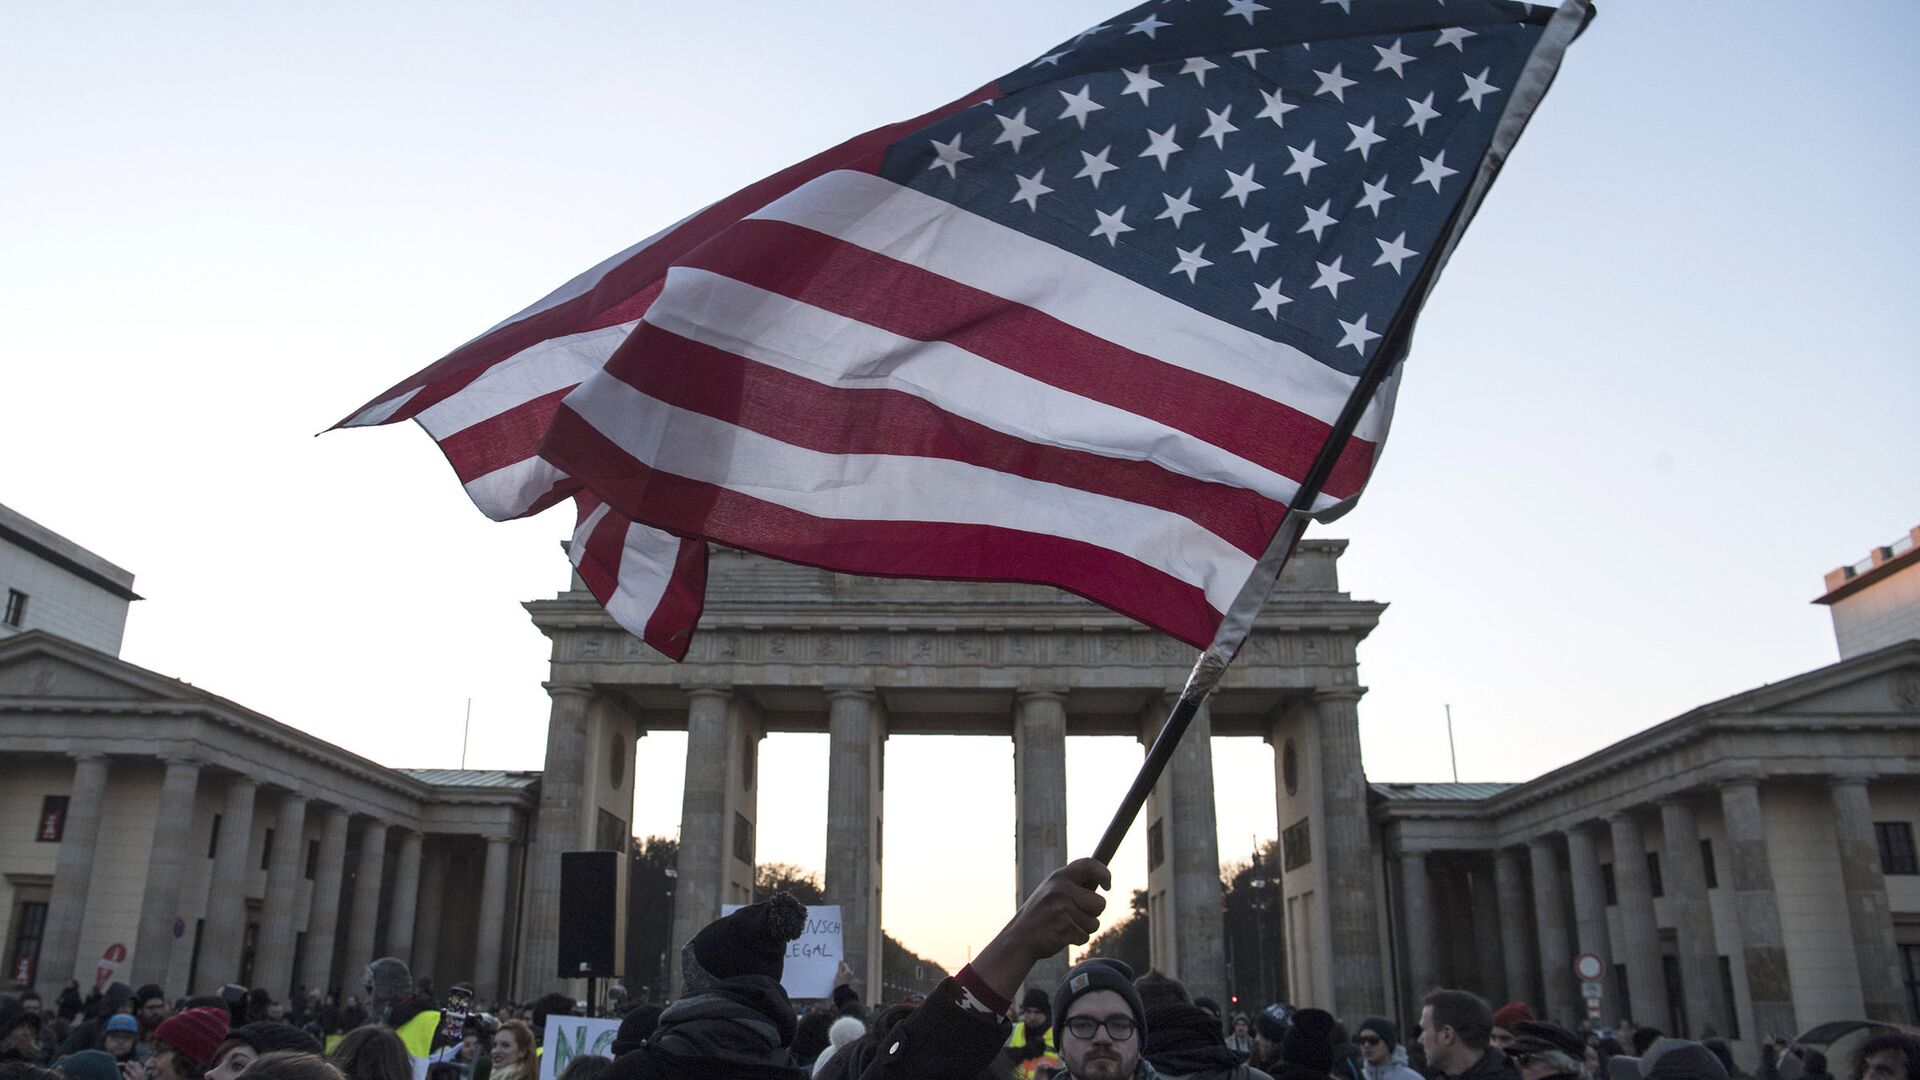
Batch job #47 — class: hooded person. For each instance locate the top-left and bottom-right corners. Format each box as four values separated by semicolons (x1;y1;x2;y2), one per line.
1139;979;1273;1080
362;959;440;1080
0;998;43;1065
1505;1023;1586;1080
1639;1040;1731;1080
1355;1017;1422;1080
204;1022;325;1080
605;891;812;1080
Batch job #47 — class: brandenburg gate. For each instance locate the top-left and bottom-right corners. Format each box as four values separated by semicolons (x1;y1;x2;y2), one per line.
516;539;1387;1015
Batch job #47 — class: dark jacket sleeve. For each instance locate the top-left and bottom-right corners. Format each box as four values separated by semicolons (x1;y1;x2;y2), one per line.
857;977;1013;1080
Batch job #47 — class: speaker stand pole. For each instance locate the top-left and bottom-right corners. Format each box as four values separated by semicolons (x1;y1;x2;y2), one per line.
585;975;597;1018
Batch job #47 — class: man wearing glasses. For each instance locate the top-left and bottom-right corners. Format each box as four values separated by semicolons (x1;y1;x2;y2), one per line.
1051;958;1151;1080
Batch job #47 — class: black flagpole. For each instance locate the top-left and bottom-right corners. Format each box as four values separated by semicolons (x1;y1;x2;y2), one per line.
1090;194;1463;868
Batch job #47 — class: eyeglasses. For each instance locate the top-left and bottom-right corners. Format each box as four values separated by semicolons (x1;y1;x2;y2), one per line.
1357;1036;1384;1046
1064;1016;1138;1041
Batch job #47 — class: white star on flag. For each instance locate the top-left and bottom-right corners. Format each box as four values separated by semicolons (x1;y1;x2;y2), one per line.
1157;188;1200;227
1356;175;1394;216
1076;146;1120;187
1313;64;1358;102
1225;0;1269;25
1221;163;1265;206
1234;223;1278;262
1337;313;1381;353
1283;140;1325;184
1414;150;1458;192
1129;13;1171;37
1121;66;1164;105
1058;85;1104;129
927;133;972;177
1460;67;1501;110
994;108;1039;153
1181;56;1219;84
1345;117;1385;159
1312;256;1354;297
1090;206;1135;246
1169;243;1214;282
1373;232;1418;273
1404;91;1441;134
1299;199;1339;241
1373;38;1415;77
1200;106;1240;149
1010;169;1053;211
1140;125;1183;169
1256;87;1298;128
1251;275;1293;317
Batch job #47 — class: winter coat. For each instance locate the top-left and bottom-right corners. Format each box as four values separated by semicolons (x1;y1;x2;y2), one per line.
1144;1000;1273;1080
1446;1048;1522;1080
833;977;1007;1080
1364;1048;1426;1080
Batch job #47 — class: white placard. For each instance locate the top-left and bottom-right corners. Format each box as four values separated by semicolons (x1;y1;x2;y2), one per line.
539;1015;622;1080
718;903;844;1000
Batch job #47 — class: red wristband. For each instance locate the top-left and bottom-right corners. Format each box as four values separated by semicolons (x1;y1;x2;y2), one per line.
951;964;1012;1020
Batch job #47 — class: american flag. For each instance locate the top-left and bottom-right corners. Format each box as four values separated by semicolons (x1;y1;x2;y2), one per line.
341;0;1589;660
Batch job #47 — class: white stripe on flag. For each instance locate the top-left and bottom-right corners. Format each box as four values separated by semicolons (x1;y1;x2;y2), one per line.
749;170;1391;441
600;521;686;640
464;455;572;523
474;207;704;338
565;375;1256;615
344;386;422;428
646;267;1336;512
415;320;640;441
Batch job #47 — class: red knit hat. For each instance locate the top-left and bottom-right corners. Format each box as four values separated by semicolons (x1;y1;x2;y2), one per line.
155;1006;230;1066
1491;1002;1534;1031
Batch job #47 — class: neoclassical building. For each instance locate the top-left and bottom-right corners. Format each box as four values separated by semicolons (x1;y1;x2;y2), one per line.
7;498;1917;1058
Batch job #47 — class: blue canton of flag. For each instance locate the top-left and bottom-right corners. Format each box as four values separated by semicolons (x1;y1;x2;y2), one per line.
883;0;1572;378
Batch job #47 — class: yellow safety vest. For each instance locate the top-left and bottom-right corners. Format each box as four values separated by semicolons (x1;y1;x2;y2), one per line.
393;1010;442;1080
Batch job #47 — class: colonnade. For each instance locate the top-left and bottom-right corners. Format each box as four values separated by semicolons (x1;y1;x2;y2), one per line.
33;753;519;1003
1393;775;1910;1036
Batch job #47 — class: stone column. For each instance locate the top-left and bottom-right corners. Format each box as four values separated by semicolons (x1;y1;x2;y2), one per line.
38;754;110;998
517;684;592;995
1528;835;1578;1025
345;820;389;968
252;792;309;997
198;776;260;993
1659;797;1728;1036
826;688;886;999
672;687;736;993
1014;690;1070;994
386;830;424;963
1493;847;1533;1004
1829;778;1906;1021
131;757;201;989
473;835;513;1001
1139;695;1227;1002
1468;862;1508;1002
1314;689;1385;1015
1399;850;1438;1000
412;844;447;988
1718;780;1795;1039
1609;811;1669;1028
301;807;351;997
1565;823;1621;1015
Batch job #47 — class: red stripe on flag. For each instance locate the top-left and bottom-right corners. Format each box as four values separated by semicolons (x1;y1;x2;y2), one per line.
677;218;1379;501
644;535;709;661
337;87;998;428
543;406;1223;648
577;501;630;606
602;323;1288;557
438;387;575;485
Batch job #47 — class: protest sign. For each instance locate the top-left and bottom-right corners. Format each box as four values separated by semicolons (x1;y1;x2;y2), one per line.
719;903;842;999
539;1015;621;1080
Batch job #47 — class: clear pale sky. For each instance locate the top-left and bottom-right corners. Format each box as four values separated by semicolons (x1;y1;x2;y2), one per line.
4;3;1916;975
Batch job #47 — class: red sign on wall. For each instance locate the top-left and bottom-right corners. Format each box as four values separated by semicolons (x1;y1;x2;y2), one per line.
38;796;68;842
12;954;33;986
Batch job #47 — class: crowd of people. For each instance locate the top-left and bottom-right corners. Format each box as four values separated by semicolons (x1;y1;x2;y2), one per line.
3;857;1916;1080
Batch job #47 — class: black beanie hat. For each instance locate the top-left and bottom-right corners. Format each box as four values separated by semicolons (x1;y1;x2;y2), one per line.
1256;1004;1292;1044
135;986;166;1009
1357;1015;1399;1050
610;1005;663;1056
1284;1007;1339;1074
1021;988;1050;1016
683;892;808;990
227;1022;323;1057
1052;958;1147;1043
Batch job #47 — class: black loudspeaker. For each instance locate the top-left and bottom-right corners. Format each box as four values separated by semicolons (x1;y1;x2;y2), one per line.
558;850;628;978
